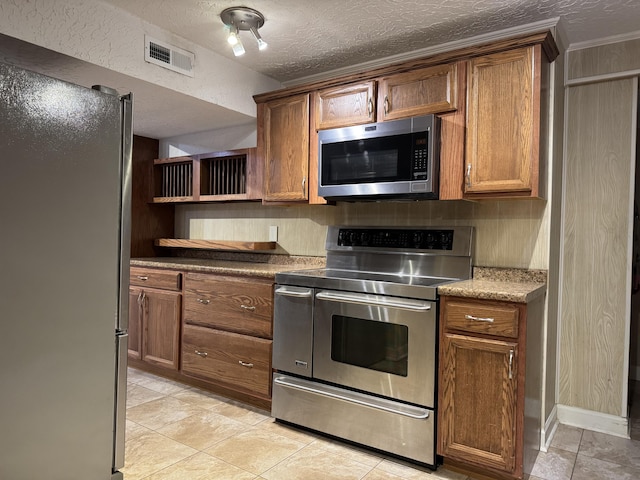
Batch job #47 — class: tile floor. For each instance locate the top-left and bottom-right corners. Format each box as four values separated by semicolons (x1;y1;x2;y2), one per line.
123;368;640;480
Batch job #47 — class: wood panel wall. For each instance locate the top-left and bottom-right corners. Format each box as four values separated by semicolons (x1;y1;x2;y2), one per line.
560;78;636;415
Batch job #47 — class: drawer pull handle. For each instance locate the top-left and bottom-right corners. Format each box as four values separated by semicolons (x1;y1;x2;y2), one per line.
137;275;148;281
197;298;210;305
240;304;256;312
465;314;494;323
508;349;514;379
238;360;254;368
195;350;208;358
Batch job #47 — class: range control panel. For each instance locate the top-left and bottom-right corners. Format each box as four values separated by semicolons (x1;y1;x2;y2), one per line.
337;228;454;250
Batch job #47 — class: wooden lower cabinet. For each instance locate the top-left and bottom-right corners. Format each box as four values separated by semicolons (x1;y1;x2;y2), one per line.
128;267;182;371
181;272;274;403
129;286;181;370
439;333;518;472
182;324;272;397
438;295;542;480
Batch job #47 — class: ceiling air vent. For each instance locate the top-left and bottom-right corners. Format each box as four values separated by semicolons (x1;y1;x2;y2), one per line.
144;35;194;77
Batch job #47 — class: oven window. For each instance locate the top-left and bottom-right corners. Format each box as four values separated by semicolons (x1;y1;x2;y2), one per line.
331;315;408;377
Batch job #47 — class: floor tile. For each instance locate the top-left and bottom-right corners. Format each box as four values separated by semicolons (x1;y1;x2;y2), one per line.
135;375;189;395
579;429;640;469
205;428;306;475
375;458;461;480
571;454;640;480
122;428;198;480
126;419;151;441
255;418;318;445
126;395;208;430
171;387;228;410
529;447;576;480
260;443;373;480
208;399;271;425
126;383;166;408
156;411;250;450
550;424;584;454
143;452;257;480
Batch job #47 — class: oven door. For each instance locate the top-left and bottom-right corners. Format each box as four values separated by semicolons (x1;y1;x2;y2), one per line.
313;289;436;407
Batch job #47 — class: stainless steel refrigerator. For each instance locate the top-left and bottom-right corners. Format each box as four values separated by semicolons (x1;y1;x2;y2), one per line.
0;62;132;480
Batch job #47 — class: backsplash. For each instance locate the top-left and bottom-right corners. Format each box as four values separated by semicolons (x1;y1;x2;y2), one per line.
175;198;549;269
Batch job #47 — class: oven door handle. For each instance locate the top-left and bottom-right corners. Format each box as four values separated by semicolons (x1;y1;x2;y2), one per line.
273;375;430;420
275;286;313;298
316;291;431;311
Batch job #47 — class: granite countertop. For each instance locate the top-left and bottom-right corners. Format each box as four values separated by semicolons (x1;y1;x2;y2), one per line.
437;267;547;303
130;256;325;279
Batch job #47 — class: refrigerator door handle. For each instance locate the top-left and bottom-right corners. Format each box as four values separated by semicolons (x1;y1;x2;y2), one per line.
113;332;128;473
116;93;133;332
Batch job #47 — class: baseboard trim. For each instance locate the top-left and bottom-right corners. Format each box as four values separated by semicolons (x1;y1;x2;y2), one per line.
557;404;630;438
541;405;559;452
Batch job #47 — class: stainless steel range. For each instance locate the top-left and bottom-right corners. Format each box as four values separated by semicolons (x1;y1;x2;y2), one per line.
272;225;474;466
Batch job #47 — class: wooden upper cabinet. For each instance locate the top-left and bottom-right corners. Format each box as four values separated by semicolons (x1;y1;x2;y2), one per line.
315;81;376;129
465;45;542;197
260;93;310;202
377;63;459;121
314;63;459;130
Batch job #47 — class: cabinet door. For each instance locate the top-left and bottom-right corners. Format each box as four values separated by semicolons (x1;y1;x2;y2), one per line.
315;81;376;129
377;63;459;121
128;287;143;360
261;94;310;202
439;333;518;473
465;46;540;196
142;289;181;370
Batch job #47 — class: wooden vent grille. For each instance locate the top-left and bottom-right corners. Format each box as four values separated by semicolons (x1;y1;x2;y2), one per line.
205;155;247;195
161;162;193;197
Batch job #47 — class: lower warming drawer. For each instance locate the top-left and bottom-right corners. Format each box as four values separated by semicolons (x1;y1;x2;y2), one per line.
271;373;435;466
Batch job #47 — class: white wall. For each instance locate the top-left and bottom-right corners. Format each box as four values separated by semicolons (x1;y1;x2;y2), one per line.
0;0;281;118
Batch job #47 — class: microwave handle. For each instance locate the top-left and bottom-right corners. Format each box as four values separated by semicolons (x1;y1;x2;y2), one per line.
316;290;431;312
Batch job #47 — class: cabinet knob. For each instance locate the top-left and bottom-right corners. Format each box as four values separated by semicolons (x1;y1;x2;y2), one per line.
465;164;472;188
195;350;208;358
368;97;374;115
383;95;389;115
240;304;256;312
196;298;210;305
238;360;254;368
137;275;149;281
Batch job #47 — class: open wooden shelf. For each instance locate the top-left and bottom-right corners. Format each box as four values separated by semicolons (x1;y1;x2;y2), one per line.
154;238;277;251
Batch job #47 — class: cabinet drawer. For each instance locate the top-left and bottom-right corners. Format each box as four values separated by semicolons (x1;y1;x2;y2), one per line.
183;273;273;338
130;267;181;290
181;324;272;397
443;297;519;338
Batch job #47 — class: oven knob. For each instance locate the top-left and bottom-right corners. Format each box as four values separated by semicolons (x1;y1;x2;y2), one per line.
440;232;451;249
413;232;423;248
360;232;371;246
348;231;358;245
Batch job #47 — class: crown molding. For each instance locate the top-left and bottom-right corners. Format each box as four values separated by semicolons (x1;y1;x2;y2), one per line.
283;18;561;88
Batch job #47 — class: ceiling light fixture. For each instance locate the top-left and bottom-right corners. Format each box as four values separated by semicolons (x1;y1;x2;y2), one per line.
220;7;267;56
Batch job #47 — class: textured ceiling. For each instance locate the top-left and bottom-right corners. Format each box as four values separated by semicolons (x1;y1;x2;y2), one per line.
101;0;640;83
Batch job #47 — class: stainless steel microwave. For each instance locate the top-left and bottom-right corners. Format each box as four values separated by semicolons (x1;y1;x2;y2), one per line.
317;115;440;201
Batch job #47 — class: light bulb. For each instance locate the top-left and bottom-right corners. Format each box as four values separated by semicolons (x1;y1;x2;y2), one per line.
250;27;267;50
227;25;239;46
232;38;245;56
